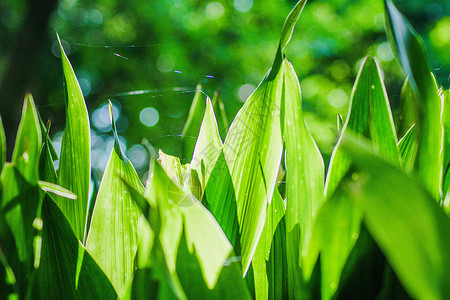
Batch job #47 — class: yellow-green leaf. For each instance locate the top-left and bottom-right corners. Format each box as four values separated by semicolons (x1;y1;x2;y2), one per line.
191;96;223;191
86;102;143;297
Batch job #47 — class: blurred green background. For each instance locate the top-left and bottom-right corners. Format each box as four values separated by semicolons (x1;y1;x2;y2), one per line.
0;0;448;181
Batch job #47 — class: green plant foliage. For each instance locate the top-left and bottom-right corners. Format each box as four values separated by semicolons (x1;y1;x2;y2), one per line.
0;1;448;299
86;102;143;297
182;83;206;161
0;163;40;284
56;34;91;242
385;0;444;202
341;133;450;300
397;124;417;172
191;96;222;192
34;196;117;299
252;189;286;300
221;0;308;275
11;94;42;184
203;151;241;254
0;115;5;172
282;58;324;295
325;57;399;198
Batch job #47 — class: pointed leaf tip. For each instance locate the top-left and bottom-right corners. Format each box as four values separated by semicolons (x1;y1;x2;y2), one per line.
279;0;307;50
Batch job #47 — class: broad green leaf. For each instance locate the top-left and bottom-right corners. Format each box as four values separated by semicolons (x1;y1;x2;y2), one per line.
397;124;417;172
211;91;229;140
397;78;419;138
39;139;57;185
56;34;91;241
180;196;233;289
266;216;288;300
315;58;398;298
146;160;233;289
223;66;283;275
0;115;5;172
252;189;285;300
325;57;398;198
341;133;450;300
11;93;42;183
307;179;363;300
385;0;444;201
122;176;186;300
181;83;205;161
38;181;77;200
282;59;324;287
191;96;223;191
86;102;143;297
34;196;117;299
176;233;251;300
203;152;241;254
443;88;450;202
222;0;308;276
0;163;40;268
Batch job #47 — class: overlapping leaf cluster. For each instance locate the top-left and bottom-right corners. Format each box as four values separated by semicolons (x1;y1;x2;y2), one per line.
0;1;449;299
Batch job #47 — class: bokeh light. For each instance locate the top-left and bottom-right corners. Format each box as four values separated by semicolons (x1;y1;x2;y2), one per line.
139;107;159;127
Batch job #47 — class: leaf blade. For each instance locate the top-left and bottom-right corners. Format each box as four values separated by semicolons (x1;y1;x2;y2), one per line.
56;34;91;241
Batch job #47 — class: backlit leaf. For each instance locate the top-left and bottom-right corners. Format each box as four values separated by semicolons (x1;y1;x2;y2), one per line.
11;93;42;183
385;0;444;201
181;83;205;161
191;96;223;191
56;34;91;241
282;59;324;289
325;57;398;198
86;102;143;297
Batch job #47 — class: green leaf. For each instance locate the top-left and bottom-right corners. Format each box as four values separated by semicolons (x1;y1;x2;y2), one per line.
341;133;450;300
34;196;117;299
443;88;450;203
307;178;363;300
181;83;206;161
397;78;419;138
176;233;251;300
158;150;188;189
147;161;233;289
0;114;5;172
11;93;42;183
56;34;91;241
325;57;398;198
385;0;444;201
397;123;417;172
282;59;324;287
252;189;285;300
203;152;241;254
0;163;40;269
221;0;307;275
211;90;229;140
279;0;307;51
86;101;144;297
38;181;77;200
191;96;223;192
223;67;283;275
